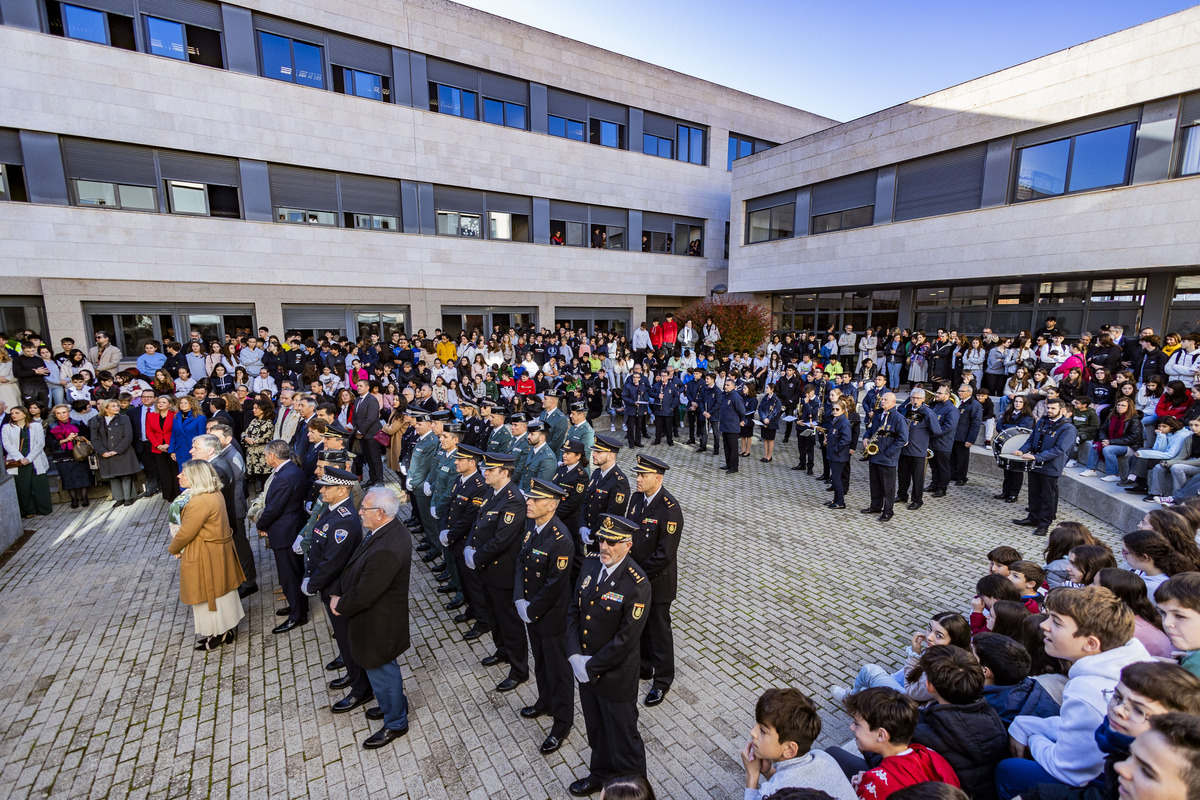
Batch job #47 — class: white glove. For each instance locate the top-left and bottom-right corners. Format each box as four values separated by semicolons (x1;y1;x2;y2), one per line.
569;654;591;683
464;546;476;570
304;501;313;513
399;464;407;476
429;504;438;518
516;599;531;624
405;477;413;491
423;481;432;497
301;577;314;596
578;526;592;545
439;529;449;547
291;535;304;554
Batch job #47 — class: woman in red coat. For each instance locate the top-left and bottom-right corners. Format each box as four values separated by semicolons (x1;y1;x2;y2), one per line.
146;394;179;501
1156;380;1194;421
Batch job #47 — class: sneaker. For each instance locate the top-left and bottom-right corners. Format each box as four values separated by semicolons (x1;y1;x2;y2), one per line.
1101;475;1122;482
1065;459;1077;468
1155;496;1176;506
829;685;850;703
1079;470;1099;477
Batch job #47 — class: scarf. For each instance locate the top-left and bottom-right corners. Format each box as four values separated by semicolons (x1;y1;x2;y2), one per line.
1097;414;1127;453
50;421;78;450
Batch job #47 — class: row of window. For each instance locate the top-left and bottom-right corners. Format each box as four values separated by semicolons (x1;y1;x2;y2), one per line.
39;0;725;167
74;178;240;217
745;104;1200;244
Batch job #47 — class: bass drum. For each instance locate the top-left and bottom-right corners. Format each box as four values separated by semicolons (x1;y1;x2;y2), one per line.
993;426;1033;472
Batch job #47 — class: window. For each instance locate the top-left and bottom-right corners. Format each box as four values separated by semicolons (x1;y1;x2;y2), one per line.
146;16;184;59
349;213;398;231
430;83;477;119
1014;124;1135;201
728;135;755;170
677;125;704;165
144;17;222;67
73;179;156;211
436;211;481;238
548;115;585;141
482;98;527;130
674;223;703;256
1091;278;1146;303
602;226;625;250
643;134;672;159
62;4;106;43
811;205;873;234
0;164;28;202
1037;280;1090;305
590;120;623;149
276;207;335;226
259;32;324;88
49;2;136;49
1181;127;1200;177
334;67;388;102
487;212;530;242
641;230;672;253
165;181;239;218
550;220;586;247
747;203;794;243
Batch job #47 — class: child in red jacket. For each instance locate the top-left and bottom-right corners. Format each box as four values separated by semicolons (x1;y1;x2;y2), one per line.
843;687;960;800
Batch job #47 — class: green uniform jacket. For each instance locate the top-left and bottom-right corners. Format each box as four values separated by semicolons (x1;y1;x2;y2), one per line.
430;447;458;520
408;430;440;489
486;424;513;454
520;443;558;493
565;421;595;473
541;408;569;456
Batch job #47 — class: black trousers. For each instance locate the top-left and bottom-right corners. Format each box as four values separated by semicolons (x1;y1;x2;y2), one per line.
484;582;528;679
1028;472;1059;527
325;598;372;697
528;626;574;737
626;414;643;446
722;432;740;471
830;459;848;505
653;414;674;445
710;421;722;454
797;437;814;469
1002;468;1025;499
454;544;486;625
639;412;650;440
897;455;926;503
579;683;646;781
868;462;896;513
950;442;972;481
817;441;829;478
152;451;180;501
929;449;951;490
272;547;307;623
638;602;674;690
231;516;256;583
686;410;701;441
359;437;385;485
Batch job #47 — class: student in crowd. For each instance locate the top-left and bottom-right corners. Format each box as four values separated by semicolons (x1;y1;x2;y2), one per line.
1008;560;1047;613
971;574;1023;635
1155;573;1200;679
972;633;1060;728
832;613;972;703
1043;523;1103;590
740;688;857;800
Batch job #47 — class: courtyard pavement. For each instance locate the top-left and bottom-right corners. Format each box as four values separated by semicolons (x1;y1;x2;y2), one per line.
0;435;1121;800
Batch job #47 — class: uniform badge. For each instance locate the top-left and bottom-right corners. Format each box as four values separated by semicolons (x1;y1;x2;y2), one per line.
633;603;645;620
602;517;614;530
334;529;348;544
667;522;677;535
556;556;568;571
615;493;625;504
337;506;351;517
581;574;591;590
504;512;515;524
576;483;585;493
472;497;484;506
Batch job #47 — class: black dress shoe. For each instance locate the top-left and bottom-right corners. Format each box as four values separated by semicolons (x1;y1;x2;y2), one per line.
1124;485;1148;494
331;692;374;714
275;606;292;617
365;706;384;720
436;585;456;594
415;542;431;552
431;560;446;571
931;490;947;498
238;584;259;599
496;677;526;692
825;485;836;491
444;598;465;610
569;776;604;796
860;508;881;514
790;464;804;471
906;502;923;511
827;503;846;509
271;618;307;634
420;553;437;563
540;735;567;754
645;688;668;706
1033;526;1049;536
453;612;472;623
362;725;408;749
878;513;893;522
520;706;549;719
481;654;508;667
953;479;967;486
329;675;353;690
894;495;908;503
993;492;1009;499
1005;496;1019;503
435;572;452;583
462;628;483;640
325;657;344;671
1012;517;1038;526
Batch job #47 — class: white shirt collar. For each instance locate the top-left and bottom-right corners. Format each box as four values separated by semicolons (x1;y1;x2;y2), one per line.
602;555;627;581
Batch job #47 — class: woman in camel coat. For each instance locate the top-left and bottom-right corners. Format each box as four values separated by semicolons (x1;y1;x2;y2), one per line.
168;459;245;651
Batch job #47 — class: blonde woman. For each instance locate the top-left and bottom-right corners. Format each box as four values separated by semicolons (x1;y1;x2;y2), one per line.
89;399;140;506
168;459;245;651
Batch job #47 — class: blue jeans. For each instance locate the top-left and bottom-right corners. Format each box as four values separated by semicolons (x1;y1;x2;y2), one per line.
365;659;409;731
995;757;1063;800
1085;444;1129;474
850;664;905;693
886;362;901;390
997;395;1011;416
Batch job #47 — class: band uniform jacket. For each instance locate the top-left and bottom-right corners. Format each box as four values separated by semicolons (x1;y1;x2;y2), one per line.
899;403;940;458
929;400;960;453
865;408;909;468
825;414;853;463
955;398;983;445
468;481;527;588
550;462;588;535
626;487;684;603
514;517;575;635
329;517;412;670
567;555;652;701
444;471;487;548
1026;416;1078;477
649;382;680;417
304;499;364;598
584;465;631;532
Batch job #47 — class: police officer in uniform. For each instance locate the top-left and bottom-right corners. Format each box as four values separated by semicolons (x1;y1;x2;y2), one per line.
302;467;372;713
551;440;589;575
540;390;570;457
1012;396;1077;536
564;401;595;467
519;420;557;493
579;434;632;556
513;478;576;753
567;514;652;797
440;443;488;624
429;421;461;600
895;388;940;511
464;453;528;677
626;454;683;706
508;412;531;481
406;411;441;562
485;404;513;453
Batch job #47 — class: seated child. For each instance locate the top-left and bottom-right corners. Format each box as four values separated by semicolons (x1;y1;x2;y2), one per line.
1024;661;1200;800
1112;712;1200;800
832;613;972;703
843;688;960;799
1155;572;1200;679
1009;560;1047;612
989;546;1023;577
741;688;857;800
1096;568;1173;658
972;632;1060;727
998;586;1154;800
972;574;1023;635
1042;523;1101;590
908;645;1009;800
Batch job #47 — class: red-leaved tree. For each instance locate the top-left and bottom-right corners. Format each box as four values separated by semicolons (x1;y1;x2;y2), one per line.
679;297;773;357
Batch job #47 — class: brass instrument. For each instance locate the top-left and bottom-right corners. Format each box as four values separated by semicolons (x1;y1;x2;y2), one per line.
926;449;934;460
865;437;880;456
815;402;826;435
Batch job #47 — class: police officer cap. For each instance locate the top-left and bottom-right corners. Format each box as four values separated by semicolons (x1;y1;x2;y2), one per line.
454;443;485;461
526;419;545;432
319;449;354;464
410;410;431;422
544;388;564;398
431;409;454;422
569;401;587;413
594;433;623;453
562;439;586;456
315;466;358;486
595;514;638;542
323;423;351;440
459;400;478;411
509;412;529;424
633;454;670;474
482;451;516;470
523;478;568;501
442;421;464;433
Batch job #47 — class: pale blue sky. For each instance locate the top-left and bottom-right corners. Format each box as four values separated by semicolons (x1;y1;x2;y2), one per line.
456;0;1198;122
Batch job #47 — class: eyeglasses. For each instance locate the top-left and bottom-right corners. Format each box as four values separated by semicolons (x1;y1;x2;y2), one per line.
360;506;379;513
1102;689;1150;723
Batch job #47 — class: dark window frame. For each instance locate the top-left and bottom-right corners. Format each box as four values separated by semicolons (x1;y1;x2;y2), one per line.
1013;122;1137;202
548;115;586;141
746;202;795;244
430;82;477;120
811;205;874;235
258;30;325;89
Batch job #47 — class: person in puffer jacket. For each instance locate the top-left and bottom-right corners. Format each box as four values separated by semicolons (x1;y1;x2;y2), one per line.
997;587;1155;800
973;632;1061;727
907;646;1009;800
1023;661;1200;800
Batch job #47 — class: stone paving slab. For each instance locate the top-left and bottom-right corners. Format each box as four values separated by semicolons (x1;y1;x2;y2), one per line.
0;436;1120;799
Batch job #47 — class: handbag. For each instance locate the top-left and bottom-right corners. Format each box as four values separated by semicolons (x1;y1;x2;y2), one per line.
73;437;94;462
373;430;391;447
4;459;20;470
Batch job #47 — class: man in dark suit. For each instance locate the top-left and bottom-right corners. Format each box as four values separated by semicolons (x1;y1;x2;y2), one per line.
256;440;309;633
126;388;159;498
290;395;318;465
352;379;385;487
331;486;413;749
193;431;256;597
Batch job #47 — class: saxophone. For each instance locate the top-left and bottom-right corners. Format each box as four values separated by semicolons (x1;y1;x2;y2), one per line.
866;413;887;456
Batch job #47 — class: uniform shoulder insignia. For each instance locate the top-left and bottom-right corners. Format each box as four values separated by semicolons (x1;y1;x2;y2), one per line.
337;506;351;516
334;528;349;544
472;497;484;506
615;492;625;504
633;603;645;620
664;497;676;508
576;483;585;493
627;564;644;582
